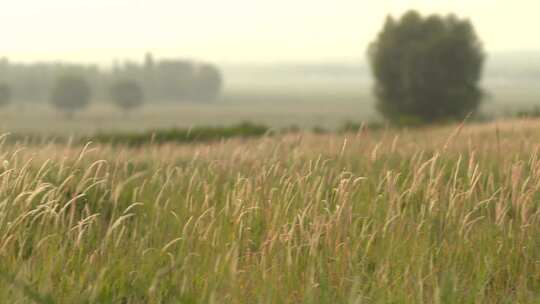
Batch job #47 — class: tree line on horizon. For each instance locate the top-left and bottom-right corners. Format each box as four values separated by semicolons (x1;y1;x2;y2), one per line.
0;53;223;115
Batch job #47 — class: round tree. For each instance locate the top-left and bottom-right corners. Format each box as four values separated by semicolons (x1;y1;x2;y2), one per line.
109;80;144;114
368;11;485;124
191;64;223;102
0;83;11;108
51;75;91;118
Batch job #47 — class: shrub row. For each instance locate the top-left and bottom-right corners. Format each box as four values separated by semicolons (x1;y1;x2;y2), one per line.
87;122;270;146
1;121;390;147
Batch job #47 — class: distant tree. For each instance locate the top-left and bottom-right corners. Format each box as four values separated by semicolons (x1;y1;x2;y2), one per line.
0;56;224;104
50;75;91;118
368;11;485;124
0;83;11;108
109;80;144;114
191;64;223;102
144;53;155;71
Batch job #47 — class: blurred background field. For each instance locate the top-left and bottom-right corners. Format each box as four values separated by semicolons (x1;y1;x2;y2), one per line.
0;54;539;135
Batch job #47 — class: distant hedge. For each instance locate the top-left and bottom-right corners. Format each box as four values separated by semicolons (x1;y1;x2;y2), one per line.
88;122;270;146
0;121;389;147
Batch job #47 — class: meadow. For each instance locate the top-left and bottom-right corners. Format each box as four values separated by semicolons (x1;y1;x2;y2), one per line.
1;118;540;303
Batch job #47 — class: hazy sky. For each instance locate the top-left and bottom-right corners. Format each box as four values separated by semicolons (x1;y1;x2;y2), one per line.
2;0;539;64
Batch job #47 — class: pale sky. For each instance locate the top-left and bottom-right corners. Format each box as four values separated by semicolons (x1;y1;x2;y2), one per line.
1;0;539;64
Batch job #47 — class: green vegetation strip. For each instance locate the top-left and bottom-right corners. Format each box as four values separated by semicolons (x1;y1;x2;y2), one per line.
88;122;270;146
3;121;387;147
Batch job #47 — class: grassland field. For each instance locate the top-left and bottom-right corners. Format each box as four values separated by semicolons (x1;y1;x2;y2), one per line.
1;117;540;302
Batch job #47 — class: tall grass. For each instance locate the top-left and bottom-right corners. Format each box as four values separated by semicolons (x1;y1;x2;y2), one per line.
0;119;540;303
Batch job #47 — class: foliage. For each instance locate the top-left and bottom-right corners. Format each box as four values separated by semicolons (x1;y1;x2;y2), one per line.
515;106;540;118
109;80;144;113
369;10;485;124
0;83;11;108
0;55;223;103
50;74;92;117
339;120;385;133
89;122;270;146
312;126;328;134
190;64;223;102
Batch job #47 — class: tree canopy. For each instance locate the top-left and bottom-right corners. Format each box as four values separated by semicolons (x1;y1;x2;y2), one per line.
50;75;91;117
0;83;11;108
368;10;485;124
0;55;223;104
109;80;144;113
